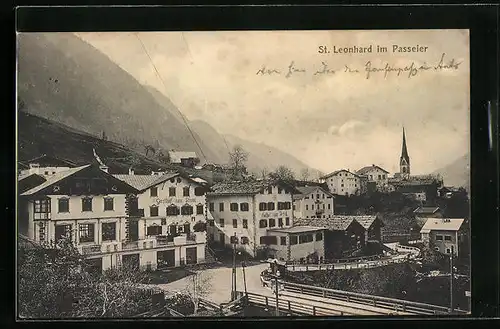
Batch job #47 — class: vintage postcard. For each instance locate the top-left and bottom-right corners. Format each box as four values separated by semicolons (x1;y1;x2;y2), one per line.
17;29;470;318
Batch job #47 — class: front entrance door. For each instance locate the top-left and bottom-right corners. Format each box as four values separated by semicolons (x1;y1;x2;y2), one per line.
157;249;176;268
122;253;140;270
186;247;197;265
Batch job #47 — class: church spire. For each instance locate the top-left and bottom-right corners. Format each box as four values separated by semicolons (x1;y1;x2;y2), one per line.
400;127;410;178
401;127;410;164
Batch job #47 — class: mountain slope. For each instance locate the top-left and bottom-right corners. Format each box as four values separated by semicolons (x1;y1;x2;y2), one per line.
17;33;219;163
17;111;227;184
223;134;323;178
432;153;470;189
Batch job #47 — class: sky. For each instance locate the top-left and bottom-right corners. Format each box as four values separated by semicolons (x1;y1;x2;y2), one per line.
75;30;470;175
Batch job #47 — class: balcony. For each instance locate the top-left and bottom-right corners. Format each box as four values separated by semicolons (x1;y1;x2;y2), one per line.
81;244;101;255
156;235;175;246
122;241;139;250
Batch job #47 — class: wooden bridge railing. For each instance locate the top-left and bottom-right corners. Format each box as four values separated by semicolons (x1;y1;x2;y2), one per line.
242;291;352;316
280;282;468;315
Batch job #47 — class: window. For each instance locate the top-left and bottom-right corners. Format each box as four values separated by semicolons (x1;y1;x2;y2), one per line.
240;236;249;244
269;218;276;227
446;248;451;254
147;225;162;236
230;235;238;244
444;235;452;241
316;232;323;241
341;184;344;187
259;236;266;244
196;204;204;215
194;187;204;196
232;219;238;228
312;205;315;210
267;186;273;194
278;218;283;227
259;219;267;228
299;234;314;244
285;217;290;226
328;204;331;210
82;197;93;212
259;203;267;211
181;204;194;215
102;222;116;241
240;203;249;211
322;194;325;199
150;187;158;197
169;187;176;197
183;187;190;197
306;205;309;210
58;198;69;213
316;194;320;199
34;199;51;213
104;197;114;211
242;219;248;228
278;187;283;194
290;235;298;245
209;203;214;211
55;224;72;242
166;205;179;216
219;203;224;212
161;218;167;225
150;205;159;217
293;204;296;211
219;219;225;227
208;220;215;227
383;175;386;179
280;237;287;245
436;235;443;241
79;223;95;243
230;203;238;211
267;202;275;211
277;202;283;210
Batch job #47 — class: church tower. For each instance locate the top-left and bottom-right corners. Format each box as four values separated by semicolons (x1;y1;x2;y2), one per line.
400;127;411;179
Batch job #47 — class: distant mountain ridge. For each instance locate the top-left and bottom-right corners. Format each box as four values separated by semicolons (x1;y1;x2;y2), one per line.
17;32;319;176
432;153;470;189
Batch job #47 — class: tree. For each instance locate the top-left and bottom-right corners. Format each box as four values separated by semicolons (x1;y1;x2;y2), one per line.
269;165;295;182
182;271;213;315
299;168;311;181
157;149;170;164
18;237;153;318
259;167;269;180
228;145;249;178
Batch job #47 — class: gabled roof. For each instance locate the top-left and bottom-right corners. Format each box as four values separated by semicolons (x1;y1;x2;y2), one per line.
293;186;334;200
18;172;46;182
208;179;301;196
113;172;179;192
356;164;389;175
320;169;360;180
355;216;384;230
294;216;370;231
21;165;91;196
420;218;465;233
414;207;441;215
21;165;140;196
268;226;326;234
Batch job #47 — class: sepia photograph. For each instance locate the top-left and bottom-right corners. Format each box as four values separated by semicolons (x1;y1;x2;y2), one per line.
16;29;471;318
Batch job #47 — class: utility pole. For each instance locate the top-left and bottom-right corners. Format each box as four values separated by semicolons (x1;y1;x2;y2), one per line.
450;245;454;314
242;261;248;298
231;233;237;301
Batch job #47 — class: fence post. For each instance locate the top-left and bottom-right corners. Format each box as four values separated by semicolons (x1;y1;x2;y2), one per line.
288;300;291;311
265;296;268;306
322;290;326;298
373;299;376;306
306;265;308;271
312;306;316;315
346;295;350;302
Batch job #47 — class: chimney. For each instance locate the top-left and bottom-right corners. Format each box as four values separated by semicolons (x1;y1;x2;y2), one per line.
129;167;135;175
99;165;109;173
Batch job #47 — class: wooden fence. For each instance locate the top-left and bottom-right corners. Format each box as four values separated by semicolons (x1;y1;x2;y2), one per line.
280;282;468;315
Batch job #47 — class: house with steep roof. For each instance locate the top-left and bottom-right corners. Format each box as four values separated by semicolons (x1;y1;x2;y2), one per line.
113;170;209;267
356;164;389;192
168;151;199;168
319;169;362;196
19;154;79;178
292;185;335;220
420;217;468;256
265;225;327;262
294;216;368;259
18;164;143;272
205;179;301;257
